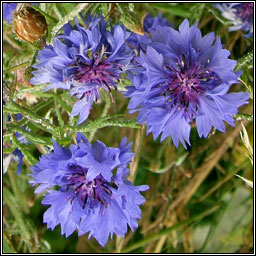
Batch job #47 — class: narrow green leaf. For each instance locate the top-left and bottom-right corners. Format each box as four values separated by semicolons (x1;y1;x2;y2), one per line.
95;114;124;121
50;3;90;44
4;61;30;73
13;84;49;100
235;51;253;71
7;101;55;131
8;124;52;146
71;119;140;132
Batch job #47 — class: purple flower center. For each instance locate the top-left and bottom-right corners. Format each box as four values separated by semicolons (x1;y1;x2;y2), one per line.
68;51;123;102
165;56;221;121
64;164;114;209
235;3;253;22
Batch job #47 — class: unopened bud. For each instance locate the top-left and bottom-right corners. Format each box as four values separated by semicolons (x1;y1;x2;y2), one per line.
13;4;47;43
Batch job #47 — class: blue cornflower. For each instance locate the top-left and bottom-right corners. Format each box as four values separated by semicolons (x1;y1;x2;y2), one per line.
30;133;149;247
128;13;170;51
3;3;18;23
124;19;250;149
215;3;253;37
30;14;135;124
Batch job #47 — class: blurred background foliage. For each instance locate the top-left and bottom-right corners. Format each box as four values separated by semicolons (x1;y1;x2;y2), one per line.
2;2;253;253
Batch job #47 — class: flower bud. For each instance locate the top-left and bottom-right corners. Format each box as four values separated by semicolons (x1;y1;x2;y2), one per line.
13;4;47;43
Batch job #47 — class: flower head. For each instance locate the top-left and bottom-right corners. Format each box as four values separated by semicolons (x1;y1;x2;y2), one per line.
3;3;18;23
30;15;135;124
124;19;250;149
30;133;148;246
215;3;253;37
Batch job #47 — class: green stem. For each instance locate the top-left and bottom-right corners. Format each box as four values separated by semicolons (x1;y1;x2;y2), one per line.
89;96;111;141
55;94;72;113
120;204;220;253
54;97;65;127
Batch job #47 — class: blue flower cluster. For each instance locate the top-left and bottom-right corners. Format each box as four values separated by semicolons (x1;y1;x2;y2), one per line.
30;133;148;246
9;11;249;247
